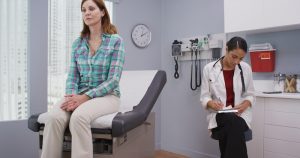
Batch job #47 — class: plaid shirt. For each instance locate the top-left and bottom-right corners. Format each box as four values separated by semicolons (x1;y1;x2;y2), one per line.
66;33;125;98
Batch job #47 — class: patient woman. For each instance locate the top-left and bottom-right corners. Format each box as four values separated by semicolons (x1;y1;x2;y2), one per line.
41;0;125;157
200;37;255;158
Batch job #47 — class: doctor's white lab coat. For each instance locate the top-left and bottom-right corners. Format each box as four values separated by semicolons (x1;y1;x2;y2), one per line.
200;60;256;129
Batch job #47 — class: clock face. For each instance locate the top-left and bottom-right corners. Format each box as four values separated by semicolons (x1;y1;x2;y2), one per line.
131;24;151;48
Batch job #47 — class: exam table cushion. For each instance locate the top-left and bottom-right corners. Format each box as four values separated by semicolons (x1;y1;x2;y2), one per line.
28;70;167;137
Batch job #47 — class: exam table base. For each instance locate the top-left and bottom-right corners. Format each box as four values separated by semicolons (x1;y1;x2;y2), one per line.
38;113;155;158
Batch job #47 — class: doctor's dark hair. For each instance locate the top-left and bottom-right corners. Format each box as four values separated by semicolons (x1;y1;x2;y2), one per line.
226;36;248;53
80;0;117;37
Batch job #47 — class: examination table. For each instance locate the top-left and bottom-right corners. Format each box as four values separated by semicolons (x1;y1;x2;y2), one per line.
28;70;166;158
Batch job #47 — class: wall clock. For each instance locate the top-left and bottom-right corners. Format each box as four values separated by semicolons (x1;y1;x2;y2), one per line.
131;24;152;48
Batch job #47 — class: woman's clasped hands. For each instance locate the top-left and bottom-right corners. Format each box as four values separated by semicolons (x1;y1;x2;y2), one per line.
61;94;90;111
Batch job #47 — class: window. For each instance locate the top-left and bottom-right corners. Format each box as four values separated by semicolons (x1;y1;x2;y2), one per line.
48;0;113;110
0;0;29;121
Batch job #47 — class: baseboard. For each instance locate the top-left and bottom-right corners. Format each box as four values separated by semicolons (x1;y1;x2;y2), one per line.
161;145;219;158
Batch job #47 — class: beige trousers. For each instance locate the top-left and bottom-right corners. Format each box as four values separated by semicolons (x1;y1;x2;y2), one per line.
41;95;120;158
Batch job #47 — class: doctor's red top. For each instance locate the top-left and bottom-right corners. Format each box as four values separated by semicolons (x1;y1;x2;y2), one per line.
223;69;235;107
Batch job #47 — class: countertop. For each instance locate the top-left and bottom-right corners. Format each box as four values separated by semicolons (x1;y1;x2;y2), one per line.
255;91;300;99
254;80;300;99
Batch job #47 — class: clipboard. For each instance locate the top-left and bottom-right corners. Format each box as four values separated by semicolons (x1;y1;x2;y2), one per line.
217;109;238;113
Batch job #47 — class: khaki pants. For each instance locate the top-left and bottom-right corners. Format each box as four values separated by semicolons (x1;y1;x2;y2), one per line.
41;95;120;158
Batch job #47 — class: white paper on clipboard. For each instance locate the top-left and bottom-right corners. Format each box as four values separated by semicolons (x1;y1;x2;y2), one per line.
217;105;238;113
217;109;238;113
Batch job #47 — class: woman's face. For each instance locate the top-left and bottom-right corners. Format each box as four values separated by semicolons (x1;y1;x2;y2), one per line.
81;0;105;27
226;48;246;67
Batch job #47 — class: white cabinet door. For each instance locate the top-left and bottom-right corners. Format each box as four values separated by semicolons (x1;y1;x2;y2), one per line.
263;0;300;28
247;97;264;158
264;124;300;142
264;98;300;113
265;98;300;128
264;138;300;157
264;98;300;157
225;0;300;33
224;0;263;32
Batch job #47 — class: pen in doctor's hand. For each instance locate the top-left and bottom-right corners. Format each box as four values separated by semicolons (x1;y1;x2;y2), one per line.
217;97;222;104
216;97;224;109
207;98;224;111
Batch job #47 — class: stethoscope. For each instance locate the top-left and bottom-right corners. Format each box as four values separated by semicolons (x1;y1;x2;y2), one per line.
190;39;201;91
212;56;246;93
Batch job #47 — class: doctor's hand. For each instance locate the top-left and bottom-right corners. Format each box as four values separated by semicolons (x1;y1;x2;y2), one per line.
207;100;224;111
234;100;251;116
61;94;90;112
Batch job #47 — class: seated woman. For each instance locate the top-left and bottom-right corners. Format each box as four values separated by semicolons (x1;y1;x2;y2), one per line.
200;36;255;158
41;0;125;158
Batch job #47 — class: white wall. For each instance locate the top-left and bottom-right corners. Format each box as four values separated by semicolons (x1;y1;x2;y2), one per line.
160;0;224;157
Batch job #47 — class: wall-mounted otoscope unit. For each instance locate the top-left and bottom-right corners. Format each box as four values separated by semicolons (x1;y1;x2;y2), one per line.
171;33;225;91
172;40;182;79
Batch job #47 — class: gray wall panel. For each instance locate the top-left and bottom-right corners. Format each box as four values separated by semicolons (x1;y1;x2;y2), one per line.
161;0;224;157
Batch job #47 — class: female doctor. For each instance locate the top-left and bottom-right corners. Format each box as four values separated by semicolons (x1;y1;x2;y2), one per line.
200;36;255;158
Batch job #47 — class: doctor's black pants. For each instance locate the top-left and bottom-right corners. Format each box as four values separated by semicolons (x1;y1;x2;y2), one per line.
213;113;249;158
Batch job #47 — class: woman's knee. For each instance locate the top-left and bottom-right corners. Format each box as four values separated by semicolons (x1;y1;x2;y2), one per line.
69;112;90;131
46;112;69;127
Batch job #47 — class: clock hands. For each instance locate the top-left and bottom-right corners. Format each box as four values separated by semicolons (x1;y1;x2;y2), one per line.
141;31;148;37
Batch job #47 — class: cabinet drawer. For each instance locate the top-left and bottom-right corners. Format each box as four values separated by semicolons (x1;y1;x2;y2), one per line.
264;138;300;157
265;111;300;128
265;98;300;114
264;151;298;158
264;124;300;142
